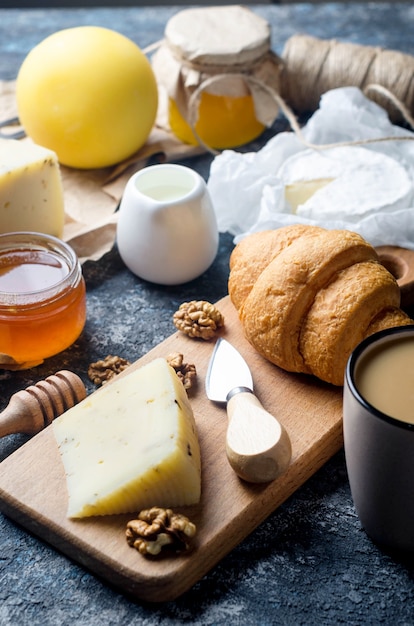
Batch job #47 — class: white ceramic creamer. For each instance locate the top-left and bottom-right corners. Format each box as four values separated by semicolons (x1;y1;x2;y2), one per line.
117;164;219;285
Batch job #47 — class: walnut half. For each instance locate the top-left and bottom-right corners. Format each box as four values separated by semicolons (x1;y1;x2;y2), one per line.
88;355;131;386
126;507;197;557
173;300;224;340
166;352;197;391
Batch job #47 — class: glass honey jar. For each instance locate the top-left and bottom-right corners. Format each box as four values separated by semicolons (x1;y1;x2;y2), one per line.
151;5;282;151
0;232;86;369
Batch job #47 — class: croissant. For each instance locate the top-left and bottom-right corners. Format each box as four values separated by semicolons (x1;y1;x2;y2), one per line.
229;225;412;386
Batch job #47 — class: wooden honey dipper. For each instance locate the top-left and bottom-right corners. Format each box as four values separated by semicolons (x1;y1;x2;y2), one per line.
0;370;87;438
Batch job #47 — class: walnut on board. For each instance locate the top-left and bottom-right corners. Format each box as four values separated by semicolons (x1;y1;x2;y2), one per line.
126;507;197;557
173;300;224;340
166;352;197;391
88;355;131;386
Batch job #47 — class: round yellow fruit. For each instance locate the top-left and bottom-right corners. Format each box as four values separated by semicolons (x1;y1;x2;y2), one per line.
16;26;158;169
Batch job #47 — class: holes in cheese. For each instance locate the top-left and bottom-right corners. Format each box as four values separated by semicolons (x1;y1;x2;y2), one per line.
0;138;64;237
52;358;201;518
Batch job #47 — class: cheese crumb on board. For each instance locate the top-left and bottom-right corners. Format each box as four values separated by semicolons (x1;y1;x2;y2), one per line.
0;138;64;237
52;357;201;518
278;145;413;220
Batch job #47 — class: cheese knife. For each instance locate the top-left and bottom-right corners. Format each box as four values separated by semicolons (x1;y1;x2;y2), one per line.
205;338;292;483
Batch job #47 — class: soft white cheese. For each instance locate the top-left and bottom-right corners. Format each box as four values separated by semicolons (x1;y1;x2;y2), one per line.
52;357;201;518
278;146;413;221
0;138;64;237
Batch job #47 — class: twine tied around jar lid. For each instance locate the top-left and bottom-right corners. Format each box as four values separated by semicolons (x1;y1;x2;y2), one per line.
151;5;283;154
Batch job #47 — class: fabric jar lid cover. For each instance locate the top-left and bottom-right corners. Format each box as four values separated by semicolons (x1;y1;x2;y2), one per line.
164;5;271;67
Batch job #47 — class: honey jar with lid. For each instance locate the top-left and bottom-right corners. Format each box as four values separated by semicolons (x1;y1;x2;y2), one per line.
151;5;282;151
0;232;86;369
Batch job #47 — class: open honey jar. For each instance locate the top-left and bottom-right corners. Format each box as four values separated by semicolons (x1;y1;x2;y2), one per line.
0;232;86;369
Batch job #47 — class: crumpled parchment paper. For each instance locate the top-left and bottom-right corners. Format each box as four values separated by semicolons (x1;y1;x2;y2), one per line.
207;86;414;249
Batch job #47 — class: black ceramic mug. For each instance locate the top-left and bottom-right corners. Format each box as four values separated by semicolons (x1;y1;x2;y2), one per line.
343;325;414;553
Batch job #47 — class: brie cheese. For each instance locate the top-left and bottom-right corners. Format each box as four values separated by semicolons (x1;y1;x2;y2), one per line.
278;146;413;222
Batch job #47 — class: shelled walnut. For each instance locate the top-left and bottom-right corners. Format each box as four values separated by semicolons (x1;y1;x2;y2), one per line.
166;352;197;391
88;355;131;386
173;300;224;340
126;507;197;556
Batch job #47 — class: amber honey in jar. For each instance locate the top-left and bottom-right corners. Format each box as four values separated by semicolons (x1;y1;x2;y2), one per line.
151;5;282;150
0;232;86;368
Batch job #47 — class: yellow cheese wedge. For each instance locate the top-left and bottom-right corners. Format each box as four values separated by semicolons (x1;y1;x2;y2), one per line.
52;358;201;518
0;138;64;237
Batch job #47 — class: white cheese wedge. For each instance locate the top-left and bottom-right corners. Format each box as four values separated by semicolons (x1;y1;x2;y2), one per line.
278;146;413;221
52;357;201;518
0;138;64;237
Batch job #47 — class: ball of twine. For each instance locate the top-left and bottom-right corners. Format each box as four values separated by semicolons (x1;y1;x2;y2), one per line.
281;34;414;126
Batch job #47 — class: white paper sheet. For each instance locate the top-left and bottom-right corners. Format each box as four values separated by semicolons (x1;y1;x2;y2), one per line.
207;87;414;249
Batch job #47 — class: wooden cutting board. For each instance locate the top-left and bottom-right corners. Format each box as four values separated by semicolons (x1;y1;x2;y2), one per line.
0;246;413;603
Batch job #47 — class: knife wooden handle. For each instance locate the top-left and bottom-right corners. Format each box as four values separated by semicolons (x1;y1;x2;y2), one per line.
226;388;292;483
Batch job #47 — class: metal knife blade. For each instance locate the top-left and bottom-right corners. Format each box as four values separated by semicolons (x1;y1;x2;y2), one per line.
205;337;253;402
205;338;292;483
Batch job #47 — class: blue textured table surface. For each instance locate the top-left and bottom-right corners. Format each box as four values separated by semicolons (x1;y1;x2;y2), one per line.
1;4;414;625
